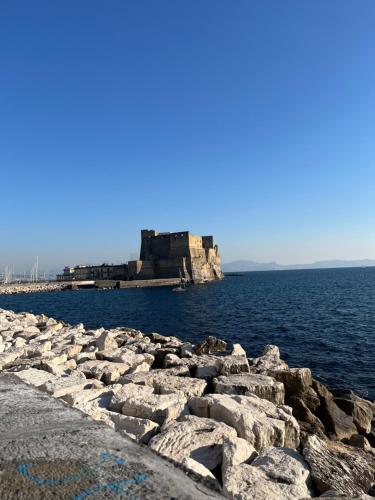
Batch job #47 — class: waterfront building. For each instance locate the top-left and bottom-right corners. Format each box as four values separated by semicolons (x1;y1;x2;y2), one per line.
56;229;222;283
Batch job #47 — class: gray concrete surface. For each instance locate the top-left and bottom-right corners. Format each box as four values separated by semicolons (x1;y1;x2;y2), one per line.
0;374;220;499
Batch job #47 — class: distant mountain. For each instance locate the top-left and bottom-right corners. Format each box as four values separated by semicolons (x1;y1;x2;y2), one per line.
222;259;375;273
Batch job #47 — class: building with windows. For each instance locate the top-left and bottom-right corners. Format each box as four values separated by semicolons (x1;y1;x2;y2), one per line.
57;229;222;283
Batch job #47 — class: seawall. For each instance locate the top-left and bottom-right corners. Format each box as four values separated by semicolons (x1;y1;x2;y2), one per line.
0;278;182;295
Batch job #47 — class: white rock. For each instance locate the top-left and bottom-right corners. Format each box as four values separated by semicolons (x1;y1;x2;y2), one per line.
96;349;154;373
223;463;311;500
222;436;258;472
121;371;206;399
251;447;311;486
219;355;250;376
22;341;52;358
13;337;27;348
189;393;299;451
149;415;237;470
250;344;289;374
44;322;64;333
96;330;118;351
76;359;145;383
0;348;25;367
64;344;82;358
110;413;159;443
303;434;375;497
13;367;58;387
223;445;311;499
108;383;154;412
62;387;113;407
214;373;285;404
39;374;102;398
75;352;97;363
232;343;247;356
121;389;187;425
181;457;219;486
41;361;67;376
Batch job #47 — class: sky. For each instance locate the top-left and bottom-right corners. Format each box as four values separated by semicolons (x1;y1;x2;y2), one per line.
1;0;375;273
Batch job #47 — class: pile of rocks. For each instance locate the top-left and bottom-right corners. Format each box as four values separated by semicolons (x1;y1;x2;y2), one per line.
0;307;374;499
0;282;64;295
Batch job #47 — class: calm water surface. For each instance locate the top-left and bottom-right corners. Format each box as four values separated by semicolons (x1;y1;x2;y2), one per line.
1;267;375;399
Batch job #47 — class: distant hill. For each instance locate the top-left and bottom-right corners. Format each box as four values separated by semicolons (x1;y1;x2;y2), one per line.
222;259;375;272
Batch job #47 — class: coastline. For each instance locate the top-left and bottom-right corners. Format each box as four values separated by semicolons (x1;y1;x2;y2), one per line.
0;278;182;296
0;282;66;295
0;306;374;498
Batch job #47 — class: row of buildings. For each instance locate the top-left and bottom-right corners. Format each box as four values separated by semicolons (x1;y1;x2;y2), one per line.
57;229;223;283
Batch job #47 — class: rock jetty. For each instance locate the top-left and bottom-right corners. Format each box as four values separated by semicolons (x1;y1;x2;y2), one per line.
0;282;64;295
0;308;374;499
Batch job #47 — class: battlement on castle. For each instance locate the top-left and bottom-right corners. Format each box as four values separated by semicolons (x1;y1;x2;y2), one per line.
57;230;223;283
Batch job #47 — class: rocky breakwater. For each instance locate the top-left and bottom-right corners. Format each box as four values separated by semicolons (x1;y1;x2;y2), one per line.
0;282;64;295
0;308;374;499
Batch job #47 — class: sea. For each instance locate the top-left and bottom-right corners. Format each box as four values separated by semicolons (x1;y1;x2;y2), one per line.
1;267;374;400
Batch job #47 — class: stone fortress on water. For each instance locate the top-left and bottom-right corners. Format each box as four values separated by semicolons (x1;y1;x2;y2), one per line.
57;229;223;283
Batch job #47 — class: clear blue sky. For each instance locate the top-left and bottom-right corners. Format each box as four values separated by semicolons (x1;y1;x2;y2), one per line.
1;0;374;272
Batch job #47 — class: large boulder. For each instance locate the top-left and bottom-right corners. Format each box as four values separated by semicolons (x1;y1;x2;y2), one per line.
39;374;102;398
332;390;375;435
189;393;300;450
312;380;357;440
231;343;247;357
96;330;118;351
0;348;26;368
348;434;373;451
146;332;180;345
222;436;258;472
286;395;326;438
122;371;206;399
149;415;237;470
61;387;115;427
61;387;113;408
181;457;219;486
13;367;58;387
95;348;154;371
154;347;180;367
272;368;312;396
214;373;285;405
223;447;312;500
303;434;375;496
219;355;250;376
250;345;289;374
108;383;154;412
109;413;159;444
193;336;227;355
193;356;222;379
121;390;187;425
77;357;152;383
163;353;231;379
175;354;250;379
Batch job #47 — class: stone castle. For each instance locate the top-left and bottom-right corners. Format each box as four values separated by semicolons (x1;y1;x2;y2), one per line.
57;229;223;283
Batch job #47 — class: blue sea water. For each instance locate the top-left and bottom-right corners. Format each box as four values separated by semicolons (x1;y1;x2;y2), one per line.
1;267;375;399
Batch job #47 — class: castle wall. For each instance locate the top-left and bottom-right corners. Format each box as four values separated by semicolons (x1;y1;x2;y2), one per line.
58;229;222;283
133;230;222;282
128;260;155;280
169;232;190;258
149;235;171;259
155;257;188;279
188;234;202;249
